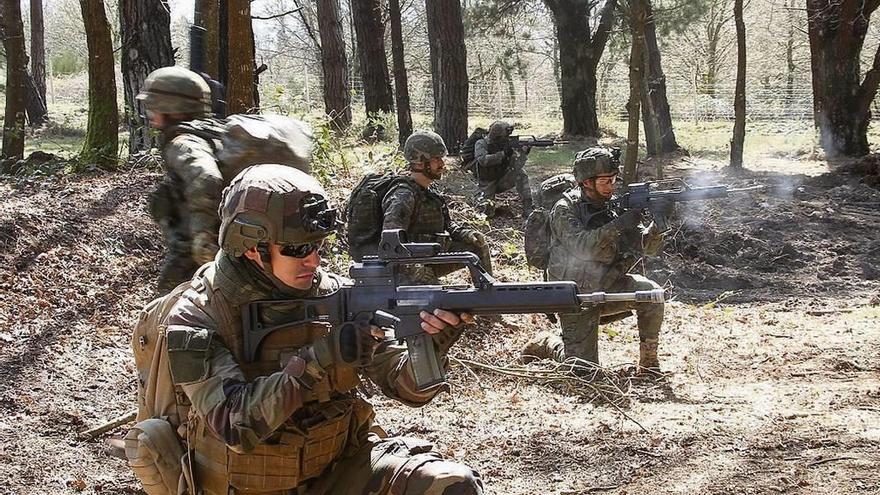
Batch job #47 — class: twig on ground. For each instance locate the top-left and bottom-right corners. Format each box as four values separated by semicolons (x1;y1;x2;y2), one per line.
805;308;856;316
450;356;650;433
79;409;137;440
807;456;856;467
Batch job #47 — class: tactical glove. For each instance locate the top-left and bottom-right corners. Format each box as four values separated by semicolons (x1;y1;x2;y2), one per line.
191;231;220;265
431;324;465;355
459;229;488;249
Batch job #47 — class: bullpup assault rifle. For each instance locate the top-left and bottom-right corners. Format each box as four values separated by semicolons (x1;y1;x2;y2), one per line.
611;178;763;231
242;230;664;391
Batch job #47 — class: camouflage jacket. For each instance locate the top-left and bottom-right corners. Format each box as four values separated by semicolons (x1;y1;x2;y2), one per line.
163;253;446;454
158;128;224;240
547;188;661;292
381;177;469;246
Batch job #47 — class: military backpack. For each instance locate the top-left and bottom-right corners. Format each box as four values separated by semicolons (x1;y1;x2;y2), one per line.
125;282;192;495
524;173;578;270
345;172;411;261
459;127;487;173
168;113;313;178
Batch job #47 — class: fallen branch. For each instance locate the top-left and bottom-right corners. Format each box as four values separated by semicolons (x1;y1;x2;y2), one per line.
79;409;137;440
807;456;856;467
806;308;856;316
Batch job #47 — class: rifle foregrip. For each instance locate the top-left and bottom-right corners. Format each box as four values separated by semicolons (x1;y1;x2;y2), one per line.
406;333;445;391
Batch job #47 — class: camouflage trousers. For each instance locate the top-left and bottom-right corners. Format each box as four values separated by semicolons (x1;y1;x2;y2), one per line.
156;227;199;294
475;154;533;216
304;433;483;495
557;274;664;364
398;239;493;285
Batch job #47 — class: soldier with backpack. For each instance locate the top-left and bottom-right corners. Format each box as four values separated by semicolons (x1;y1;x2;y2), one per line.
137;66;311;292
346;131;491;283
522;147;665;372
472;120;534;219
126;164;483;495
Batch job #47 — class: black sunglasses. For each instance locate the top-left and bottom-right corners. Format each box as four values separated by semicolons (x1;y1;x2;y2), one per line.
279;241;323;258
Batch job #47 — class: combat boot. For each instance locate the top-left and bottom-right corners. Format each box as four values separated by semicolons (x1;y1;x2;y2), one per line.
521;331;564;363
637;338;660;374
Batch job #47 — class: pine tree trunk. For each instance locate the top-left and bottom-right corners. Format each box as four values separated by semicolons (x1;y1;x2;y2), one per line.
388;0;413;146
29;0;48;124
120;0;173;153
730;0;746;168
623;0;646;186
641;0;679;155
544;0;616;138
79;0;118;169
426;0;468;150
806;0;880;157
219;0;229;89
317;0;353;131
0;0;28;163
24;72;48;126
352;0;393;138
197;0;221;78
226;0;254;114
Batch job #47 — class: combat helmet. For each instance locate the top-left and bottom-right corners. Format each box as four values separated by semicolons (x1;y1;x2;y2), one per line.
136;66;212;116
573;147;621;182
404;131;447;164
487;120;513;141
219;164;338;258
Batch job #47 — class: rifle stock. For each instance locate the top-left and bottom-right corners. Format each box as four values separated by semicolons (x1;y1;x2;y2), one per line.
243;230;664;390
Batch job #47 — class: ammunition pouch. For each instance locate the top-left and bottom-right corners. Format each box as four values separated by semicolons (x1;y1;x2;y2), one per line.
190;399;355;493
149;181;180;227
124;419;186;495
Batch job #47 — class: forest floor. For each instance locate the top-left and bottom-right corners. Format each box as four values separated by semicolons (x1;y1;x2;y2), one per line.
0;142;879;494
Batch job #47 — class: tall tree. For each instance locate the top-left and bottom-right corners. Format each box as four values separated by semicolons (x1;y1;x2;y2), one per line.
79;0;118;169
543;0;617;137
640;0;679;156
623;0;646;185
0;0;28;163
806;0;880;157
426;0;468;150
352;0;394;137
29;0;48;125
197;0;221;78
226;0;255;113
730;0;745;168
120;0;174;153
388;0;413;146
317;0;353;130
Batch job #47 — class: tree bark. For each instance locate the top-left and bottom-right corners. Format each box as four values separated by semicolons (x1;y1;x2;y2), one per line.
544;0;617;138
352;0;394;138
226;0;255;114
29;0;48;123
640;0;679;155
79;0;119;169
624;0;646;186
426;0;468;151
317;0;353;131
388;0;412;146
197;0;221;78
806;0;880;157
0;0;28;162
120;0;174;153
24;72;48;126
730;0;746;168
219;0;229;88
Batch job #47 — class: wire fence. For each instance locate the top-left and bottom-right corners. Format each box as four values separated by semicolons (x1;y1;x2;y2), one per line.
264;71;880;123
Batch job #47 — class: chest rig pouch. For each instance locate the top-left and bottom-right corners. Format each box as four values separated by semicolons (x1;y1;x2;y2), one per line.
476;141;509;182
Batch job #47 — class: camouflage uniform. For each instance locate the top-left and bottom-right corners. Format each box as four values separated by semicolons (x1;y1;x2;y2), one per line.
138;66;223;293
127;165;482;495
545;187;664;364
382;178;492;284
472;121;534;218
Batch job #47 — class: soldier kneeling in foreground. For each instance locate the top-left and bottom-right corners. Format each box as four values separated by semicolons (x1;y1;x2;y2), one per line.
126;164;483;494
523;147;665;372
